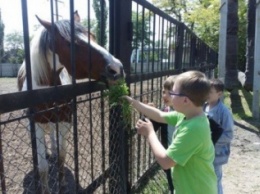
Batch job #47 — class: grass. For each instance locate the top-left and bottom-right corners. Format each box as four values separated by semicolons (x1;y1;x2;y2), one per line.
224;88;260;131
131;165;169;194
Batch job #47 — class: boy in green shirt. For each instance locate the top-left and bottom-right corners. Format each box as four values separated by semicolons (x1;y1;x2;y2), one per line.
124;70;217;194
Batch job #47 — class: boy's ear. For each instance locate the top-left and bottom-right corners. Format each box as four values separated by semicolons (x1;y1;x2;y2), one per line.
217;91;223;98
184;96;190;104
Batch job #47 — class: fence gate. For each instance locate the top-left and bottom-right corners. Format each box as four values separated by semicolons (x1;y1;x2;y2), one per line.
0;0;217;194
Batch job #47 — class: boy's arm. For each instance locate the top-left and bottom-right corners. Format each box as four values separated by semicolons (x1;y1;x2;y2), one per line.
124;96;167;123
147;130;176;169
217;109;234;145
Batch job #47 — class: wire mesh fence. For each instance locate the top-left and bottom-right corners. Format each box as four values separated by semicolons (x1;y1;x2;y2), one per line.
0;0;218;193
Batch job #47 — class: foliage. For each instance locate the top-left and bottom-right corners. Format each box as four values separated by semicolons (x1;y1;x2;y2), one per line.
104;79;132;123
151;0;188;21
183;0;220;50
237;0;247;71
151;0;247;70
132;11;152;48
92;0;108;47
2;31;24;64
4;31;24;50
2;48;24;64
81;18;97;34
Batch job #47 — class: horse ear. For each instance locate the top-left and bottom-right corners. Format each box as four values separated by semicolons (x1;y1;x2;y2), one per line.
35;15;52;31
74;10;81;22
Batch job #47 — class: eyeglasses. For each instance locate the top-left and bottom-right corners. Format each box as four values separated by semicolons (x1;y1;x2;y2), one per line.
169;91;186;97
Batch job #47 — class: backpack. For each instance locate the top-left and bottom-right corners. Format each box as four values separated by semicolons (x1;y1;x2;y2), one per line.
144;115;223;145
208;116;224;145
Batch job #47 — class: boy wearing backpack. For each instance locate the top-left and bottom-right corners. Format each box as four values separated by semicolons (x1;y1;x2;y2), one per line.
204;78;234;194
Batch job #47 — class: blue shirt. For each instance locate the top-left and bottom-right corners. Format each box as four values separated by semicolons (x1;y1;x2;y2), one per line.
204;100;234;165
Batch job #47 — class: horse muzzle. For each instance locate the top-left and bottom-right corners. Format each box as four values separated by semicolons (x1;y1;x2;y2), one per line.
105;65;125;81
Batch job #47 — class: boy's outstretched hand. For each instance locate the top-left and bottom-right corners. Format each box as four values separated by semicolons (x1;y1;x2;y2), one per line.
135;118;154;138
122;95;133;103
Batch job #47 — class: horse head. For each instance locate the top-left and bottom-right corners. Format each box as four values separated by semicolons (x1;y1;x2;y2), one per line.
36;16;125;86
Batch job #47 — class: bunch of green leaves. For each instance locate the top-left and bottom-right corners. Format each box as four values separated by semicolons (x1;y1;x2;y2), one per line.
104;79;132;123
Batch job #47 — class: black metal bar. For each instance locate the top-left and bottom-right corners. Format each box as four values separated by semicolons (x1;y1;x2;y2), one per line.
21;0;41;192
100;0;105;47
109;105;125;193
133;0;179;25
89;89;94;182
69;2;80;194
0;124;6;194
175;22;184;70
82;167;111;193
127;70;179;84
109;0;132;193
0;81;106;114
100;90;106;193
130;162;159;192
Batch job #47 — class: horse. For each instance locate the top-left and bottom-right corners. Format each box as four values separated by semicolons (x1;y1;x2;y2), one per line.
17;16;125;194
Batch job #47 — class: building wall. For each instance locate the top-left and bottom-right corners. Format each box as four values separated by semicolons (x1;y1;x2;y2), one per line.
0;63;21;77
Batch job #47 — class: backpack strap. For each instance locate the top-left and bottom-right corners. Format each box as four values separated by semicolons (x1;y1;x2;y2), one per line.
208;116;224;145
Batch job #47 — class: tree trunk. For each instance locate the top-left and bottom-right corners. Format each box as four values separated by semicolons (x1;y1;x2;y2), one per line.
225;0;240;91
243;0;256;91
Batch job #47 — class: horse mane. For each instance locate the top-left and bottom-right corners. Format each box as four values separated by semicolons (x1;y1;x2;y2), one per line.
55;20;96;42
17;62;26;91
33;29;53;86
17;29;52;90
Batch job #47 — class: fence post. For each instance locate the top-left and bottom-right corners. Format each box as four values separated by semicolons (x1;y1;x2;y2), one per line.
109;0;132;193
109;106;128;193
190;35;197;67
175;23;184;70
0;125;6;194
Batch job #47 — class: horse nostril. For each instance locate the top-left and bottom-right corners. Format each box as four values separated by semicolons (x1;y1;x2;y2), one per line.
106;64;125;80
106;65;117;75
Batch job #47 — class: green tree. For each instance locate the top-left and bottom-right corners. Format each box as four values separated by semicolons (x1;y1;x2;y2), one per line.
81;18;97;34
3;31;24;64
152;0;247;85
184;0;220;50
152;0;189;22
92;0;108;47
132;11;152;49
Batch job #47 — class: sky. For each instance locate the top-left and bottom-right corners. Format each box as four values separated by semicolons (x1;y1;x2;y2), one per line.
0;0;93;35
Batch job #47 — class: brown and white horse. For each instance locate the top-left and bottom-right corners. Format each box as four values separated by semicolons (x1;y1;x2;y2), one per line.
17;15;124;194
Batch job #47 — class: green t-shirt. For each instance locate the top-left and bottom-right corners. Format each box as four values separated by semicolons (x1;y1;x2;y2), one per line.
164;111;217;194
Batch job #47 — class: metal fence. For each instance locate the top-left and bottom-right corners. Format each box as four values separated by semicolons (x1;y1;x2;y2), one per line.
0;0;217;193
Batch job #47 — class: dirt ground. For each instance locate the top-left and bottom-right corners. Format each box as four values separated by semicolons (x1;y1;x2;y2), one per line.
222;120;260;194
1;78;260;193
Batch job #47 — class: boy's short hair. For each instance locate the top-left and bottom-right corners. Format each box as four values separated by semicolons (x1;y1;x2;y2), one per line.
175;71;210;107
209;78;224;92
163;75;177;90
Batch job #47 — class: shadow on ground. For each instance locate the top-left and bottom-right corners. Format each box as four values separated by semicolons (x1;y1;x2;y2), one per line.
23;156;84;194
